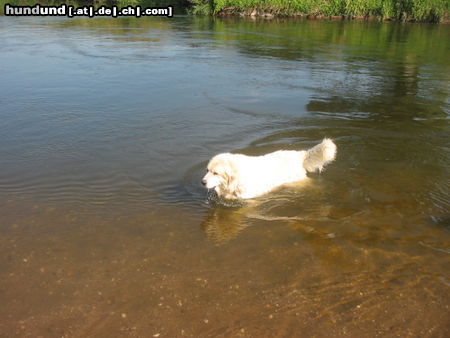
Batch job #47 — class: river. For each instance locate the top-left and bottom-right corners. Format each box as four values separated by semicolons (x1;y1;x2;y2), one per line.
0;16;449;336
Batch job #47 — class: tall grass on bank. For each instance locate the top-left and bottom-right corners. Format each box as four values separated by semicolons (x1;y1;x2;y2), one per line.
1;0;447;21
189;0;449;22
188;0;213;14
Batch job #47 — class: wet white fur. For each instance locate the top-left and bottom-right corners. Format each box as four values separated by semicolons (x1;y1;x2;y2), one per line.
202;139;337;200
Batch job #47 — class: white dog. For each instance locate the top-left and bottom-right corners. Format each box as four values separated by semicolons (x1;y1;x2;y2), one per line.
202;139;336;200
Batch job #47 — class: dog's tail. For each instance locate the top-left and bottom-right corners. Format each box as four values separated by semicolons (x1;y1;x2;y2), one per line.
303;138;337;173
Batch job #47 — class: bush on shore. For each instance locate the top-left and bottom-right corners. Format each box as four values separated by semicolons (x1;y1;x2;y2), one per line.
188;0;449;22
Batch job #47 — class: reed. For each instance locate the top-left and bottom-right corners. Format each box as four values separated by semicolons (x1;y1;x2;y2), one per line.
190;0;449;22
1;0;447;22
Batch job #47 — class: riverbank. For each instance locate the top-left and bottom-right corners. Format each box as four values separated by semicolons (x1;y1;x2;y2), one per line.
189;0;450;23
0;0;448;22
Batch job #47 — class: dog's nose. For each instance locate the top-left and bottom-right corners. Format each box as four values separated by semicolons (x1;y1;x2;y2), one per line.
201;178;206;186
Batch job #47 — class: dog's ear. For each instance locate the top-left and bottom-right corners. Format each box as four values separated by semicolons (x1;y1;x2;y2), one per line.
222;159;242;199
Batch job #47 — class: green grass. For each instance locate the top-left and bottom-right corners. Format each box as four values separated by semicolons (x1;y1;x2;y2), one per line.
187;0;213;14
189;0;450;22
1;0;447;21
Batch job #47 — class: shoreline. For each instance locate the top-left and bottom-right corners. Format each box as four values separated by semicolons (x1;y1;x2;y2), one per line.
214;7;450;24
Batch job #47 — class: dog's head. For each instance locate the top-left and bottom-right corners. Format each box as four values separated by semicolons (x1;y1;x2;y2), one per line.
202;153;241;198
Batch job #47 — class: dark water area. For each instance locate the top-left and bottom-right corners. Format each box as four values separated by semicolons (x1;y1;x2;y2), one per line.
0;16;449;336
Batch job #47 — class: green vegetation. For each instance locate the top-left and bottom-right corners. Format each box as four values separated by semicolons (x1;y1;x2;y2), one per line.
188;0;213;14
189;0;450;22
1;0;448;22
0;0;188;6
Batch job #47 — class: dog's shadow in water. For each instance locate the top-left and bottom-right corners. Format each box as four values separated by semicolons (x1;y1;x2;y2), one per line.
200;182;334;245
200;192;362;268
200;196;253;245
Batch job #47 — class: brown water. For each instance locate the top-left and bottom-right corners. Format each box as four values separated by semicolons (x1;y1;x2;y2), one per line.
0;16;449;337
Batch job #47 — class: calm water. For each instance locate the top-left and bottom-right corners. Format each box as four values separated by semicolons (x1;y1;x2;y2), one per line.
0;16;449;336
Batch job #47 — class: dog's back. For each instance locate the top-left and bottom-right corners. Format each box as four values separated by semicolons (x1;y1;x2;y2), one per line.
204;139;337;199
226;150;306;199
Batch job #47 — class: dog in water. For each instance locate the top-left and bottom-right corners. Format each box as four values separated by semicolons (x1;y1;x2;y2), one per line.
202;138;336;200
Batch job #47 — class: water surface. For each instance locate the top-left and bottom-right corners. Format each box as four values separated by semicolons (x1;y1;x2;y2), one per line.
0;16;449;336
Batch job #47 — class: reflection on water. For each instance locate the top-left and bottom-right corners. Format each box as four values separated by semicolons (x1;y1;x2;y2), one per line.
0;16;449;336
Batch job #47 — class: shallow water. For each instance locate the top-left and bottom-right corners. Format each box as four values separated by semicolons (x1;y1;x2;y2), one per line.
0;16;449;336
